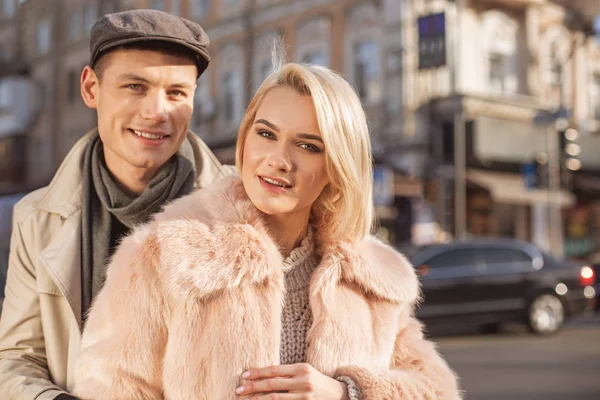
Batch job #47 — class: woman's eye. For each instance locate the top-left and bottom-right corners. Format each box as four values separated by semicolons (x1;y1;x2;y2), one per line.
300;143;321;153
258;130;276;139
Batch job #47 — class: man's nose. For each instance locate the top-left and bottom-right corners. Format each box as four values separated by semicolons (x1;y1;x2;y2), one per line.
140;91;168;122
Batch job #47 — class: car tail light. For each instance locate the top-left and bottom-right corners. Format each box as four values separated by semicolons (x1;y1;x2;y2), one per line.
580;266;595;287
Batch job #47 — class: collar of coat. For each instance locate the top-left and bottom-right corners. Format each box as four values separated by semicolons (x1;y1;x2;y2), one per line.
150;176;420;305
34;129;229;219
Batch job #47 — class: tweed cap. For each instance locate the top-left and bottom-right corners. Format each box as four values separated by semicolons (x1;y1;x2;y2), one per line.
89;9;210;75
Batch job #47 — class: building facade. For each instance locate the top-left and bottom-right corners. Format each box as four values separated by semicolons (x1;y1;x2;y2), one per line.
0;0;599;258
404;0;600;258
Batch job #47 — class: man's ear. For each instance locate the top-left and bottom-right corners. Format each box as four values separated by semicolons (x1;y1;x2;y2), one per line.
81;66;99;109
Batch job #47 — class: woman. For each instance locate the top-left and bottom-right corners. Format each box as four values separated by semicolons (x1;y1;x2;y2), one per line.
73;61;461;400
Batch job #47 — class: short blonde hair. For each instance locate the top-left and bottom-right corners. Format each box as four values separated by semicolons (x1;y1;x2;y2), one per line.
236;62;374;243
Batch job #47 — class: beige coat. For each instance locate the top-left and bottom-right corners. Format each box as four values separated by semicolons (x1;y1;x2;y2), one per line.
73;176;461;400
0;130;230;400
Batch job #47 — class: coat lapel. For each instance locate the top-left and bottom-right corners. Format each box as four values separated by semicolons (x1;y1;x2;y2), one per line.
39;212;83;329
305;236;419;375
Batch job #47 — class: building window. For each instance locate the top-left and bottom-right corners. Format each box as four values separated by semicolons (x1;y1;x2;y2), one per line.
353;41;381;103
540;28;570;102
592;73;600;121
193;85;203;126
149;0;165;11
0;81;10;110
2;0;15;17
219;44;244;128
0;47;8;62
300;51;327;67
488;53;506;92
220;70;242;125
69;9;82;42
223;72;235;122
549;59;562;87
191;0;209;19
171;0;181;15
84;5;97;33
482;10;519;94
67;70;78;103
37;17;51;54
260;61;271;81
386;48;402;112
296;17;331;68
346;4;382;104
193;73;214;126
252;29;279;92
387;48;402;75
102;0;119;14
383;0;404;25
549;43;563;88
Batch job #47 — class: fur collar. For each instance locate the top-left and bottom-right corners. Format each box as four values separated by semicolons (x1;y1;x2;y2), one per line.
152;176;419;305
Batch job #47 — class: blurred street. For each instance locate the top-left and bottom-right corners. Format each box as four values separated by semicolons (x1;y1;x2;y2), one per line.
436;314;600;400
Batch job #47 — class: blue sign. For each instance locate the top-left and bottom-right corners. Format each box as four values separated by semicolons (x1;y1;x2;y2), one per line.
417;12;446;70
418;13;445;38
522;162;536;190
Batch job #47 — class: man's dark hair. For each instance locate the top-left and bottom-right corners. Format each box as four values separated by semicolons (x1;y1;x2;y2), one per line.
92;40;200;80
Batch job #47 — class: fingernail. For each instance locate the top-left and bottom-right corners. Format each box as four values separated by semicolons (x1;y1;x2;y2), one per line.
236;385;245;394
242;371;251;378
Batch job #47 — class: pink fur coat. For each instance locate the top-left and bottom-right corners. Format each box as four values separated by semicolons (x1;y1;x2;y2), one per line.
73;177;461;400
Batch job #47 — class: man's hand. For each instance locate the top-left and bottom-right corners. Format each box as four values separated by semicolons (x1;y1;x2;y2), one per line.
236;363;350;399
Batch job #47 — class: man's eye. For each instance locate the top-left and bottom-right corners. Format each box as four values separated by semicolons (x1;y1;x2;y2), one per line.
127;84;144;91
169;90;185;97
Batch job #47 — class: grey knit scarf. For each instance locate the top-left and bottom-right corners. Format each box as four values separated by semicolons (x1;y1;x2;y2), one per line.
81;132;196;323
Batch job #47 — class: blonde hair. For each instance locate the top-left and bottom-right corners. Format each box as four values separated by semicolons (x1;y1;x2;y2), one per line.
236;57;374;243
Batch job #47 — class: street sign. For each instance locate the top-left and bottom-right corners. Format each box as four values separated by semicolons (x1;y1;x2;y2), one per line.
522;162;536;190
532;107;569;126
418;12;446;70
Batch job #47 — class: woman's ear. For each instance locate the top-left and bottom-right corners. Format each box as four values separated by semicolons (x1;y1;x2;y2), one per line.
80;66;99;109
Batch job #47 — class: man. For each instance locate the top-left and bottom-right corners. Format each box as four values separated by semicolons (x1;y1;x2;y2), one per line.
0;10;231;400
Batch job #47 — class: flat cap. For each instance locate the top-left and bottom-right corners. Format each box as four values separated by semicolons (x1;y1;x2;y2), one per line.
90;9;210;76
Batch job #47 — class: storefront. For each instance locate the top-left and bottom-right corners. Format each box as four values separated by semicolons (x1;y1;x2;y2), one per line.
427;94;581;256
466;169;576;252
564;174;600;261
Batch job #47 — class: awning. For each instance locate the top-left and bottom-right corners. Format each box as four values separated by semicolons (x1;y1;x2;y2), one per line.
394;176;423;197
466;169;575;207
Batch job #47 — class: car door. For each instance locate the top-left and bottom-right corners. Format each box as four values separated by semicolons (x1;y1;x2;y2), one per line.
415;247;482;322
473;245;536;315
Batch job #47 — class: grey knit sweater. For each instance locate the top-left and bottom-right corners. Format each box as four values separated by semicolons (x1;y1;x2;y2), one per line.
279;229;362;400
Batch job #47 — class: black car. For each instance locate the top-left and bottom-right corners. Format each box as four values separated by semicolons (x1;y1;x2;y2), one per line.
409;239;596;335
591;262;600;310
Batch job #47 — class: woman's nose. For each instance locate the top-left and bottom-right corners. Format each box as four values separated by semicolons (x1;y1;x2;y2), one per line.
267;148;292;172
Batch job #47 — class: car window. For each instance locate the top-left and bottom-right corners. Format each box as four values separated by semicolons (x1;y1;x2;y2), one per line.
424;249;476;268
480;248;532;266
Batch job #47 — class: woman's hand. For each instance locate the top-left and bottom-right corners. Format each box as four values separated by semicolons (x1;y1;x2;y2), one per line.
236;363;350;399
